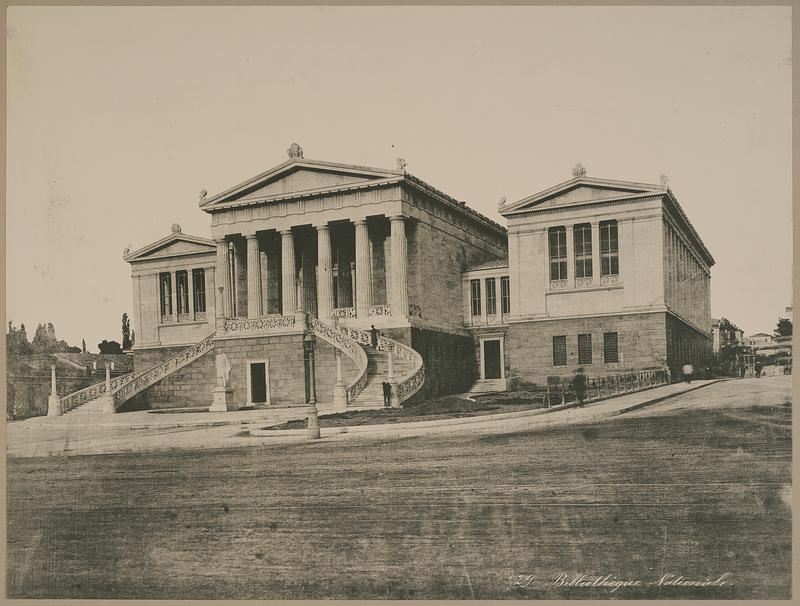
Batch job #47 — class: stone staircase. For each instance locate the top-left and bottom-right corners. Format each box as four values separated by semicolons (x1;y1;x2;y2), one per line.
59;333;216;415
351;345;417;407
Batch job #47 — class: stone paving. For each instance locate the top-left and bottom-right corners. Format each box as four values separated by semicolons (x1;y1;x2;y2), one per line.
7;377;782;459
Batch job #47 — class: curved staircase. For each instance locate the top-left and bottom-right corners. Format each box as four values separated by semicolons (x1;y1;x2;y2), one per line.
350;344;418;407
56;316;425;415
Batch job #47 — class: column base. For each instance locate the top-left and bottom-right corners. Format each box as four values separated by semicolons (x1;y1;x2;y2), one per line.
210;387;237;412
47;395;62;417
333;381;348;411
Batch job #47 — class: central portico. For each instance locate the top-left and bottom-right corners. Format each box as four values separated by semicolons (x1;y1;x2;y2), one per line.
201;145;505;339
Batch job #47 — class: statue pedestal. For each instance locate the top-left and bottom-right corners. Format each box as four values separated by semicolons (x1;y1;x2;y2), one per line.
210;386;237;412
389;383;401;409
97;394;116;414
47;395;62;417
332;380;348;411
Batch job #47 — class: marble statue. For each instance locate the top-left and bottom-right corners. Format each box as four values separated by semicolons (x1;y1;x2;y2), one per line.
215;353;231;388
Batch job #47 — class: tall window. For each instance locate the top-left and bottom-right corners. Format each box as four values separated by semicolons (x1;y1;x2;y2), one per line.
574;223;593;278
485;278;497;315
500;276;511;314
470;279;481;317
600;220;619;276
176;271;189;315
578;333;592;364
552;335;567;366
548;226;567;280
159;273;172;317
192;268;206;313
603;332;619;363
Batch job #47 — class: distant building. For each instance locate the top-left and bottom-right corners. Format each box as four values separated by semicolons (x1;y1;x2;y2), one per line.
712;317;744;353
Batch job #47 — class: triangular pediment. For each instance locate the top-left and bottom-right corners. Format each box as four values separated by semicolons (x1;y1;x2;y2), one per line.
200;159;403;208
500;177;665;216
124;232;215;263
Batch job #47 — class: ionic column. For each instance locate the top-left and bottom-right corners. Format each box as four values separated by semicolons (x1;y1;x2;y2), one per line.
280;229;297;314
316;224;334;321
389;215;408;317
591;222;601;283
245;234;262;319
228;242;237;316
170;271;178;322
354;219;373;318
214;239;229;318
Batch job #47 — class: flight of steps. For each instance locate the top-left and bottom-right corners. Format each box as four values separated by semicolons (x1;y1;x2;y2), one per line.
64;397;116;416
352;344;416;408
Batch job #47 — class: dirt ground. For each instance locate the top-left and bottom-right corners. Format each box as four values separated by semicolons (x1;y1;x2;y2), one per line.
6;376;792;599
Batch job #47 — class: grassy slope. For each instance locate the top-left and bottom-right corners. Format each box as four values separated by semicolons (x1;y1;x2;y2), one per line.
6;403;791;599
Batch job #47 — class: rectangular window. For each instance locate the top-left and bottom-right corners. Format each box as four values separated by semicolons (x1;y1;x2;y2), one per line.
485;278;497;316
500;276;511;314
159;273;172;317
552;335;567;366
470;279;481;317
192;268;206;313
548;226;568;280
600;220;619;276
603;332;619;363
578;333;592;365
573;223;593;278
176;270;189;315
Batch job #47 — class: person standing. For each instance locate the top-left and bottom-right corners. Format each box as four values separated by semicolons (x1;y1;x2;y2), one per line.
370;324;379;347
382;381;392;407
681;362;694;384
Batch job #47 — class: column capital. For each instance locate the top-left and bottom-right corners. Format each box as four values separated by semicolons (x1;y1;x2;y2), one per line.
279;228;294;236
244;232;258;240
213;237;227;245
314;223;330;232
353;218;368;226
389;214;406;223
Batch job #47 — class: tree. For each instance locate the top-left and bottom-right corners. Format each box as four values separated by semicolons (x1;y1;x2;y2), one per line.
775;317;793;337
82;338;87;354
31;323;50;353
97;340;123;354
130;330;135;349
121;313;132;351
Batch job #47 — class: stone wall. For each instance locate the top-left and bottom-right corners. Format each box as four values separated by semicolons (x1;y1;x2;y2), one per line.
214;334;306;406
410;327;476;400
129;346;216;410
505;312;669;388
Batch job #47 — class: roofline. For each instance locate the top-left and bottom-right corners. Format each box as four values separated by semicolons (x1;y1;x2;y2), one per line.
499;176;666;214
124;232;215;262
199;160;508;238
199;158;404;208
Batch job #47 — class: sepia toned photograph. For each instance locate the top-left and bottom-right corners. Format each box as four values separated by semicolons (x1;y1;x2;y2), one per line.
4;4;793;600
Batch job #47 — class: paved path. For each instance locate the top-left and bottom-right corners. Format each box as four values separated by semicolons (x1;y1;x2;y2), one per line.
5;377;750;459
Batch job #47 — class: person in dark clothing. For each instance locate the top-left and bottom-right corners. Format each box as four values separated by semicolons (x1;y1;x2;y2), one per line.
382;381;392;407
370;325;379;347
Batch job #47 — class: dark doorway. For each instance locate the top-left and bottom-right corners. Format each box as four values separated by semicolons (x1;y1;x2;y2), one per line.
483;340;502;380
250;362;268;404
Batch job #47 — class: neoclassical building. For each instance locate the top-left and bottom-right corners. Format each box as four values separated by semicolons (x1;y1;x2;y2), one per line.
53;148;713;415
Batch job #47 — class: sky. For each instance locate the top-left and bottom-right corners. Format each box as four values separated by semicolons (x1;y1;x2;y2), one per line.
6;5;793;350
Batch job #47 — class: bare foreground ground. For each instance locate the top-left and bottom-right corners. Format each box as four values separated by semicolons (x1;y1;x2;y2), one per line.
6;376;792;599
